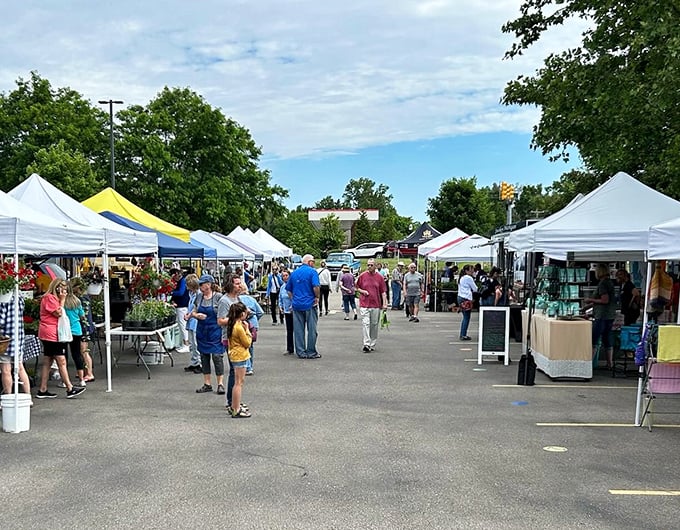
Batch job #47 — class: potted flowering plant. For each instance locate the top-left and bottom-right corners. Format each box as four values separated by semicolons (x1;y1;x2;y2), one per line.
129;259;174;300
0;261;36;303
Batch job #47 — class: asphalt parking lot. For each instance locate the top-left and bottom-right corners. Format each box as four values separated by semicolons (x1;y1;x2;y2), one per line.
2;291;679;529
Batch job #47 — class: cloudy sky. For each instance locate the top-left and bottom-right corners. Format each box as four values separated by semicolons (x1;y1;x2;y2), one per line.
2;1;585;221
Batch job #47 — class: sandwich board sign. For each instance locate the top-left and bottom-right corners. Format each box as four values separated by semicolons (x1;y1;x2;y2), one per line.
478;306;510;365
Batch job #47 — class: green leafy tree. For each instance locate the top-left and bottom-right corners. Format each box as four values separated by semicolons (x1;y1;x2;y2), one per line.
27;140;105;200
427;177;498;236
0;72;107;193
352;211;374;245
314;196;342;209
115;87;287;232
376;215;398;242
317;214;345;256
272;207;320;256
502;1;680;198
342;177;411;239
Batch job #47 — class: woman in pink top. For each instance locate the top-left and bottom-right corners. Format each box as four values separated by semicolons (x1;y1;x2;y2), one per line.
36;278;86;399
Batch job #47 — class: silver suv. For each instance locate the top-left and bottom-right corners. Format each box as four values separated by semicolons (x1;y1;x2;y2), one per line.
346;242;385;259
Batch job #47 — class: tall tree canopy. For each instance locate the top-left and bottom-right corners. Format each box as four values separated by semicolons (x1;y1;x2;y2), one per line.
502;1;680;197
341;177;412;240
0;72;107;197
116;87;287;232
427;177;500;236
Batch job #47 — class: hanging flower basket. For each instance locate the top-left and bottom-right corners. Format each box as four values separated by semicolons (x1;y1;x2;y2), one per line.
87;283;103;296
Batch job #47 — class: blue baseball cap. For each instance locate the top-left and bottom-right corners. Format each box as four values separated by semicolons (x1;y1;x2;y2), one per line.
198;274;214;284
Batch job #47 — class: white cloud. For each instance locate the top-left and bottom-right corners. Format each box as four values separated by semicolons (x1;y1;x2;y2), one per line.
1;0;587;160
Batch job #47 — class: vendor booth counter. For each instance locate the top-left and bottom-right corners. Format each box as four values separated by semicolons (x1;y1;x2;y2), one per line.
523;311;593;380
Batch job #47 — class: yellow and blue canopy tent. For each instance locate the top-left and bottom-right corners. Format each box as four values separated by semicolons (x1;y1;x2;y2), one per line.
82;188;191;242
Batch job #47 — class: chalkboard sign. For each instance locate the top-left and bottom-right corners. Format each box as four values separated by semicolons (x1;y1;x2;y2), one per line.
478;307;510;365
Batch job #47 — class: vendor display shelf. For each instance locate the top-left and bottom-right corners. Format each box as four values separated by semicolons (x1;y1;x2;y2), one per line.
639;324;680;431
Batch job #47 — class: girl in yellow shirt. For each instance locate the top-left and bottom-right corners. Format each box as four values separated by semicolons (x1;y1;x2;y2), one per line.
227;302;252;418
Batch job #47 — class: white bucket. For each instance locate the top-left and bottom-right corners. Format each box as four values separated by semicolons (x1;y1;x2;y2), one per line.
1;394;31;433
142;341;164;365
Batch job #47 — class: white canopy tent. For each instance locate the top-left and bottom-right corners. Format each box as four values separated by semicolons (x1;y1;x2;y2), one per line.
190;230;254;260
9;174;158;255
648;217;680;260
418;227;469;256
225;227;274;260
507;172;680;261
425;235;494;263
8;174;160;393
0;190;110;431
254;228;292;257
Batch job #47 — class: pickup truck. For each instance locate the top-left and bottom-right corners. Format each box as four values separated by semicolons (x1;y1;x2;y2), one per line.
325;251;361;280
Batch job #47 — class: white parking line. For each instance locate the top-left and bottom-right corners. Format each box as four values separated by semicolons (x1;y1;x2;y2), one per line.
610;490;680;496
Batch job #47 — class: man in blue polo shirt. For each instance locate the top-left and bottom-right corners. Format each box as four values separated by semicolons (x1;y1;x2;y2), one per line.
286;254;321;359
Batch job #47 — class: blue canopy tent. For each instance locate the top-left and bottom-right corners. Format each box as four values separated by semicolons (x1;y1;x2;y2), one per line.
100;211;206;258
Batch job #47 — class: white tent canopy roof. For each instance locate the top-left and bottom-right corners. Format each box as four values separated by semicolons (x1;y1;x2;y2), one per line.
9;174;158;255
227;227;275;260
426;235;494;262
506;172;680;261
190;230;254;260
254;228;292;257
648;217;680;260
0;188;106;255
418;227;469;256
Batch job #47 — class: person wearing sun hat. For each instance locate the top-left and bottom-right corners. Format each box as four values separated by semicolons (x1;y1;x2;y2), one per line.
390;262;405;310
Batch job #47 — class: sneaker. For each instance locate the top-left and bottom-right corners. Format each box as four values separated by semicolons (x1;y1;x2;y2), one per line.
216;384;225;395
79;379;87;387
66;386;86;399
176;345;190;354
353;314;357;320
362;346;370;353
409;316;415;321
245;370;254;376
196;384;213;393
184;364;200;372
412;317;420;323
192;366;203;374
460;336;472;341
57;381;67;388
36;390;57;399
272;322;278;326
344;316;349;320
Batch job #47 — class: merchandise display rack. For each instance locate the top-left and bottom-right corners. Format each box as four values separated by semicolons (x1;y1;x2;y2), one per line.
639;324;680;431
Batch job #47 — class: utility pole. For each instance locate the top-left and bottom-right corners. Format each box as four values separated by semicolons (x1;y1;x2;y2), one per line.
98;99;124;189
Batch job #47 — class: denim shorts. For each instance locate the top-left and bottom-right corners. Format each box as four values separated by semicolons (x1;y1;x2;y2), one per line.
231;360;248;368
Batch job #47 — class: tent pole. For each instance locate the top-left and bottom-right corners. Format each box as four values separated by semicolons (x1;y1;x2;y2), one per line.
634;260;654;426
104;251;113;392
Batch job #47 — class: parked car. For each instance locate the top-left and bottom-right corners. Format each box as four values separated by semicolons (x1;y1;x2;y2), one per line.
289;254;303;270
345;242;385;259
325;252;361;280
